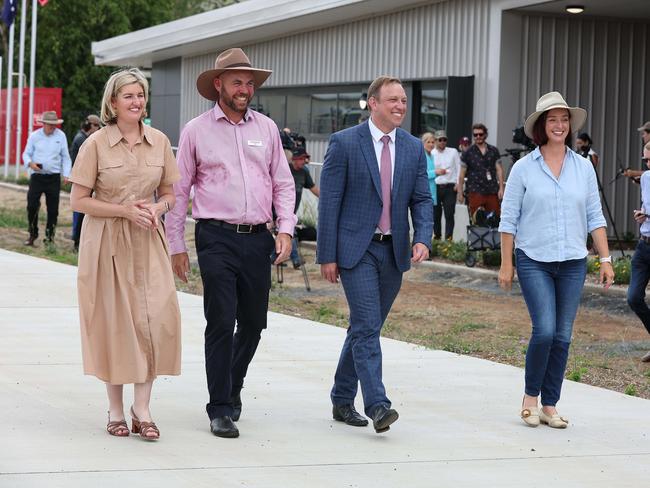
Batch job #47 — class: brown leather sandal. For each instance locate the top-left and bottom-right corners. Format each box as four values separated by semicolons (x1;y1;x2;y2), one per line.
130;406;160;441
107;412;130;437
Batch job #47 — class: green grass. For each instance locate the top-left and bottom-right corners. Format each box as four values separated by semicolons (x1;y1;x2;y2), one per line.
0;206;28;228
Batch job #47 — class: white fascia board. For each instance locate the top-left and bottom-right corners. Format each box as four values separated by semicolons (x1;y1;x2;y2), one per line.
92;0;438;67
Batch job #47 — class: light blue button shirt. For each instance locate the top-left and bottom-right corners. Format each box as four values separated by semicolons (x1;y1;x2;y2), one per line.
498;146;606;262
640;171;650;237
22;127;72;177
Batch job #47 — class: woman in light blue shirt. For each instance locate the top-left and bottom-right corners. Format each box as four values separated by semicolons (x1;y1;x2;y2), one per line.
498;92;614;429
421;132;439;212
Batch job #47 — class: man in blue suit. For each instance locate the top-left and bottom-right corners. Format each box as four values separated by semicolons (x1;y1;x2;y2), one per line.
317;76;433;434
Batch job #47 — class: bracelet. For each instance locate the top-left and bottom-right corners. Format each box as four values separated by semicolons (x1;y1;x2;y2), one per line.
599;256;612;264
163;201;170;213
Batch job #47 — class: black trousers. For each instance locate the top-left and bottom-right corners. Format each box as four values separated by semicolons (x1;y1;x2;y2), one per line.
26;173;61;240
195;221;275;420
434;183;457;240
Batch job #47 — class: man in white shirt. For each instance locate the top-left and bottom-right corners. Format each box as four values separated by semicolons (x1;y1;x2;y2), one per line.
432;130;461;240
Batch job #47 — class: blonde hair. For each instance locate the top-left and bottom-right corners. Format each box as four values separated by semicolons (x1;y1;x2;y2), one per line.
100;67;149;124
644;142;650;152
421;132;435;144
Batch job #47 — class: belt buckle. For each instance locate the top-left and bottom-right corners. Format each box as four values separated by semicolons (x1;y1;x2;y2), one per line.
377;233;387;241
236;224;253;234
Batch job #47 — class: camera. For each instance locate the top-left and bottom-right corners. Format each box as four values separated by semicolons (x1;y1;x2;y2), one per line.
512;126;535;150
280;130;306;151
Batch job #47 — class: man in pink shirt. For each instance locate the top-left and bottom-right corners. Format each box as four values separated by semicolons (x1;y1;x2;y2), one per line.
166;48;296;439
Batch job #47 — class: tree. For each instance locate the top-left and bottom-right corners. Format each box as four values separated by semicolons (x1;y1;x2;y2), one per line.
0;0;240;139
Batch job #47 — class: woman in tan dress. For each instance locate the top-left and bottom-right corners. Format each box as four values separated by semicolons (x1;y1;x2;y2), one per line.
70;68;181;440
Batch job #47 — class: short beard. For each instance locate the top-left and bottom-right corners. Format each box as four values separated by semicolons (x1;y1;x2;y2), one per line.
222;93;248;114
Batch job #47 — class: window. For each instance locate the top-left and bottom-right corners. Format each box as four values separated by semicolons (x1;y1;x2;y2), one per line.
420;81;447;134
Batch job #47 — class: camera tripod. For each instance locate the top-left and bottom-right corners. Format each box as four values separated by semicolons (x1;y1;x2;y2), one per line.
594;164;626;258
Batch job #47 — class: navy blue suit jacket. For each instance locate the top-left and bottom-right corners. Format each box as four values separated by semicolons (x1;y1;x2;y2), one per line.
317;121;433;272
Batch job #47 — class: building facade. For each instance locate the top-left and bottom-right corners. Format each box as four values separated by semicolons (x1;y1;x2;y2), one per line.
94;0;650;237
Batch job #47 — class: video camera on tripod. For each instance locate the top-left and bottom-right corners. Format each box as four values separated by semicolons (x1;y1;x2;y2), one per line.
280;130;307;151
502;125;536;163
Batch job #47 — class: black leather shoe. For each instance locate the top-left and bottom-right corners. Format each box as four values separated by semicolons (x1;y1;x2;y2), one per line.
371;405;399;433
210;416;239;438
332;404;368;427
23;236;36;246
231;393;242;422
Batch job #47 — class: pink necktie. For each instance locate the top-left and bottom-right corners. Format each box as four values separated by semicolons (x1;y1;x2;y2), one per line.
378;135;392;234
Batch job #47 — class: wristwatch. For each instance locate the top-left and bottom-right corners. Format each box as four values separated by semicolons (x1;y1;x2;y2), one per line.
599;256;612;264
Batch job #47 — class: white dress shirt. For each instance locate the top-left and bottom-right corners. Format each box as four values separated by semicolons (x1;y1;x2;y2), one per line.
433;146;461;185
368;117;396;187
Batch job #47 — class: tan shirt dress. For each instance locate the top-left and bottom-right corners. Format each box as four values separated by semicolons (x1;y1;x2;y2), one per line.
70;123;181;384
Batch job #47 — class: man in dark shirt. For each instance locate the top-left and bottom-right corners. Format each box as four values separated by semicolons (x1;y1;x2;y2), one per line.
457;123;504;216
289;146;319;268
69;114;101;250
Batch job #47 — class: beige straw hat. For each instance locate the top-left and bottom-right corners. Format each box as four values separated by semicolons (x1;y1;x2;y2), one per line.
524;92;586;139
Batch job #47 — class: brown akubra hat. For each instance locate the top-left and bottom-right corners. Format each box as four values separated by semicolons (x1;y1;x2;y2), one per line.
196;48;272;101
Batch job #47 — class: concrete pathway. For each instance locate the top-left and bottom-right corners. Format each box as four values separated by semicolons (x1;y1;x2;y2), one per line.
0;249;648;487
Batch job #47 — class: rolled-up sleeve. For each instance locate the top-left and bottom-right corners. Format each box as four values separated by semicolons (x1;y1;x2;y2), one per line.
166;127;196;255
585;165;607;232
498;161;524;235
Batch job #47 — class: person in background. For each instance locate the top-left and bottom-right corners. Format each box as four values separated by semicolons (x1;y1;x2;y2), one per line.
575;132;599;168
624;122;650;182
457;124;504;216
421;132;438;222
22;111;72;246
69;114;102;251
433;130;461;240
627;142;650;362
69;68;181;441
498;91;614;429
457;136;470;154
288;146;319;268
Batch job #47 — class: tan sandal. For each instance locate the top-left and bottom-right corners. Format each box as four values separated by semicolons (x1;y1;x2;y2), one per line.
106;412;129;437
539;409;568;429
130;406;160;440
520;406;540;427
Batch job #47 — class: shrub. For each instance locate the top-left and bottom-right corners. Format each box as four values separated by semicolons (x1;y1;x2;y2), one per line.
587;255;631;285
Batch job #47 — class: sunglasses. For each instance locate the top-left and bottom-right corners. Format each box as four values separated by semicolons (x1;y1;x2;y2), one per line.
643;157;650;164
437;138;447;142
473;133;485;137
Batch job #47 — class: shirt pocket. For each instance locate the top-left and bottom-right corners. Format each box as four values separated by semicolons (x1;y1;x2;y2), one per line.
98;159;124;170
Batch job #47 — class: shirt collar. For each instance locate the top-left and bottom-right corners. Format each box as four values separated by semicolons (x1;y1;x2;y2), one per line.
105;122;153;147
213;103;254;124
368;117;396;143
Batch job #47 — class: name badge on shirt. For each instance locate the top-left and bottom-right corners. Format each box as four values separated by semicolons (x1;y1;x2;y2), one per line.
247;140;263;147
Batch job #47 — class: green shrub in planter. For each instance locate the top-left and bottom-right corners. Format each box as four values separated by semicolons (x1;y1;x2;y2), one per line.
613;256;631;285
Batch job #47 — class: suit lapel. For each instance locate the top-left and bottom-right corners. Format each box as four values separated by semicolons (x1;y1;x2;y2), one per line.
391;129;406;199
358;122;382;199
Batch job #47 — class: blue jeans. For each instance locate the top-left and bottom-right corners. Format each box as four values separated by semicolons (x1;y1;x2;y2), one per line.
331;241;403;416
515;249;587;406
627;240;650;334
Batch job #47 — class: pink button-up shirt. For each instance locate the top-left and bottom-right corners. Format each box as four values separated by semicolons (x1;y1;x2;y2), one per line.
166;105;296;255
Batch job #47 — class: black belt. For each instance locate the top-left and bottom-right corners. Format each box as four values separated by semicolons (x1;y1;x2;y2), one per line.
437;183;456;187
372;233;392;242
200;219;266;234
640;235;650;243
32;172;60;177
